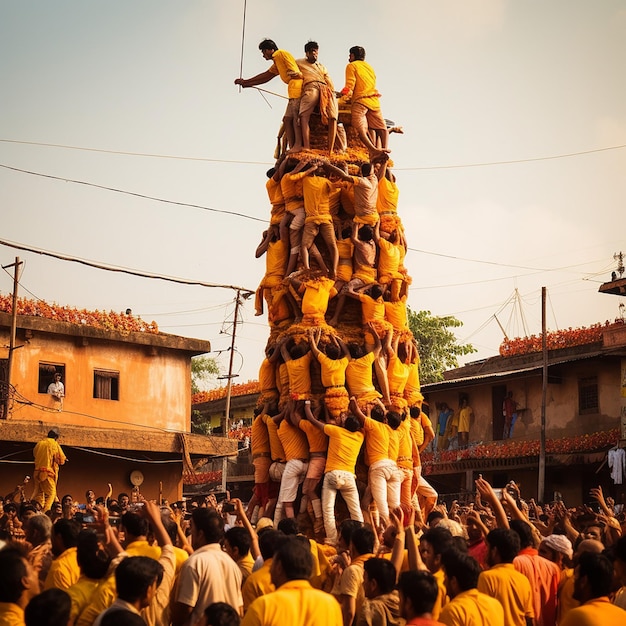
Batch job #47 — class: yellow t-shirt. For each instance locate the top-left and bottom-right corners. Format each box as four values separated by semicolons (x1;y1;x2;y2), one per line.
263;240;288;287
242;559;275;611
396;418;413;469
346;352;379;398
324;424;364;473
342;60;380;110
560;597;626;626
387;353;410;397
477;563;534;626
67;576;100;622
282;172;305;213
263;414;286;462
316;353;348;388
300;279;337;322
241;579;342;626
432;567;449;620
377;238;402;281
278;418;309;461
376;177;399;214
290;174;334;224
299;419;329;454
439;588;504;626
357;293;385;324
0;603;25;626
363;418;390;465
259;359;277;395
44;546;80;591
252;413;271;455
285;352;312;398
384;298;408;332
268;49;303;99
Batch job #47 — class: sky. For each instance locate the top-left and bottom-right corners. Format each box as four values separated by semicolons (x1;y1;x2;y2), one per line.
1;1;625;388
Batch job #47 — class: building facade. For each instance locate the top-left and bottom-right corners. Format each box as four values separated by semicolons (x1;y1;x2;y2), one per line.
0;308;237;504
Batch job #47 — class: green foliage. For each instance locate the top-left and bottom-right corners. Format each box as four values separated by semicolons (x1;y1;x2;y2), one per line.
191;355;219;394
191;409;212;436
407;308;476;384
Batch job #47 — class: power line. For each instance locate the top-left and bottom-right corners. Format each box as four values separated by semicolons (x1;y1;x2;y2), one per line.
0;163;267;224
0;237;255;294
0;140;270;165
394;144;626;170
2;138;625;169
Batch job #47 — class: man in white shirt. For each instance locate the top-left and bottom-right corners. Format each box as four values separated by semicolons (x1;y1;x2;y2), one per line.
171;508;243;625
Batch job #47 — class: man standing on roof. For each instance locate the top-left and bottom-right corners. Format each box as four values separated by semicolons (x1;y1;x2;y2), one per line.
235;39;303;152
33;428;67;512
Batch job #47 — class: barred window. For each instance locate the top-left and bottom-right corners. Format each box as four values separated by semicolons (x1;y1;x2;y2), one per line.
93;370;119;400
578;376;598;414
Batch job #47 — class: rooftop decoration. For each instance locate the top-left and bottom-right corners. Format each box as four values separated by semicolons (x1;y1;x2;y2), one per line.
0;293;159;335
421;428;620;467
499;320;624;357
191;381;260;405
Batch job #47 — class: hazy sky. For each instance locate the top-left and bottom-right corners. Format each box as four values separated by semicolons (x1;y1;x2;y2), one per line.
2;1;624;386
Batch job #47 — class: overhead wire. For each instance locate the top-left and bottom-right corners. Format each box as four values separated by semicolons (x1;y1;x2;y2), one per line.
0;163;267;224
0;237;255;294
2;139;624;169
0;162;618;278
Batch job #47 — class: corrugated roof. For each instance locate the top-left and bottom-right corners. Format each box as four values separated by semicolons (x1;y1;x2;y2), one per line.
422;351;605;391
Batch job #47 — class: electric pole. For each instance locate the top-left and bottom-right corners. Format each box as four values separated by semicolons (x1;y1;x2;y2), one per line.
221;289;244;492
2;257;22;420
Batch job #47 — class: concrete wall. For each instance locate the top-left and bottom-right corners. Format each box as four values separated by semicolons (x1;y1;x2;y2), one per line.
428;358;621;444
2;329;191;432
0;445;183;505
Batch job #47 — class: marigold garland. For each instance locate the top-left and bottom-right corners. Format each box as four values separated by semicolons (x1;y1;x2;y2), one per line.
499;320;624;357
0;293;159;335
421;428;620;465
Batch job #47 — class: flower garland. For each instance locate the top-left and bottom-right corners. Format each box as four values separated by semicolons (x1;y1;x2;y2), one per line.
191;381;260;405
0;293;159;334
182;470;222;485
421;428;620;465
499;320;624;357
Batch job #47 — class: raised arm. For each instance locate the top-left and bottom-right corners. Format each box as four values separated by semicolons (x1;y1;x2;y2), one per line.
348;396;367;426
304;400;326;431
234;70;276;89
475;476;509;529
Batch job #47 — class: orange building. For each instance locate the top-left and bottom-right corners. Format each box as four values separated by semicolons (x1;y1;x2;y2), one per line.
0;308;236;504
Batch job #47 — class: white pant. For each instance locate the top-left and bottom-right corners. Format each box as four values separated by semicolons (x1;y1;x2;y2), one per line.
414;465;438;500
276;459;308;504
322;470;363;545
369;459;402;522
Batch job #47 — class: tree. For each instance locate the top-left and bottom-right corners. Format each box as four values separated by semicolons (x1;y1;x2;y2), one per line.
191;355;220;394
407;308;476;384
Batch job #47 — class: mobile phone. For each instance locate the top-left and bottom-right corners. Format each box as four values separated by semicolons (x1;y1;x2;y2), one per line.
222;502;236;513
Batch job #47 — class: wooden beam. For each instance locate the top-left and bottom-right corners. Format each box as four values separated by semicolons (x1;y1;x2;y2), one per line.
0;420;237;457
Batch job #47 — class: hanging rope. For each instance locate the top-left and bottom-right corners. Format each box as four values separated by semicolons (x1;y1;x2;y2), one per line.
238;0;247;91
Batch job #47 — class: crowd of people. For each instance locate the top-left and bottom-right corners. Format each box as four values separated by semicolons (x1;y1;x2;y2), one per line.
1;475;626;626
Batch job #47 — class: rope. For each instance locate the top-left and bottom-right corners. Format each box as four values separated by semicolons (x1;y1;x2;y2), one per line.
238;0;247;89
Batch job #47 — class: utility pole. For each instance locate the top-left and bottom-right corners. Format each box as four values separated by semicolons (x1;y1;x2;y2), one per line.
221;289;243;492
2;257;22;420
538;286;547;502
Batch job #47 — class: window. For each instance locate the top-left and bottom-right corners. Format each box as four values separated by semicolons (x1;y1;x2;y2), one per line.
38;363;65;394
93;370;119;400
578;376;598;414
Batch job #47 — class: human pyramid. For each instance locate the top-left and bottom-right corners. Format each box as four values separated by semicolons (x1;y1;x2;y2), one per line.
239;38;438;545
